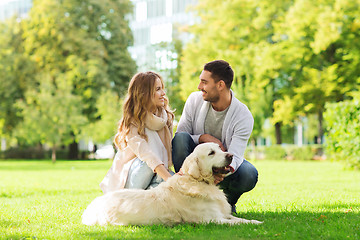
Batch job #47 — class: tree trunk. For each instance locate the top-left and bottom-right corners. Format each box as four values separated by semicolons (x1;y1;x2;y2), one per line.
297;121;303;146
68;140;78;160
275;122;282;144
317;110;323;144
52;145;56;163
1;138;6;151
250;138;256;160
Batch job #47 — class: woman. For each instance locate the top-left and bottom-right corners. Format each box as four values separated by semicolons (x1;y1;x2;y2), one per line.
100;71;174;193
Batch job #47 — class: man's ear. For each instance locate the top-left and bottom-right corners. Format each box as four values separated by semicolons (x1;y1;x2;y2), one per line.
217;80;226;90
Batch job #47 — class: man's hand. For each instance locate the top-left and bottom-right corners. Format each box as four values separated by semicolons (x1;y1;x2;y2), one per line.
199;134;226;151
214;173;226;185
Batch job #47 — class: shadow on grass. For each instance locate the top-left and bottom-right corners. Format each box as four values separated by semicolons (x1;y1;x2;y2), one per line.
75;210;360;240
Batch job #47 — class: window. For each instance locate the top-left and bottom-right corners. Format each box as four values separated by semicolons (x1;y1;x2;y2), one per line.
165;0;172;17
150;23;172;44
135;1;147;22
147;0;166;18
172;0;196;14
134;27;150;45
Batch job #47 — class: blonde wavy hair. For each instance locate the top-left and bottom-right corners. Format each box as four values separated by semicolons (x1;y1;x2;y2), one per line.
114;71;174;150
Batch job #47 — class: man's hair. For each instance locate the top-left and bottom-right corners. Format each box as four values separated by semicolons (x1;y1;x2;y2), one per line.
204;60;234;88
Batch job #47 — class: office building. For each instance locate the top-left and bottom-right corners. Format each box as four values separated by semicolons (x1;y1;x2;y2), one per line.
128;0;198;72
0;0;32;21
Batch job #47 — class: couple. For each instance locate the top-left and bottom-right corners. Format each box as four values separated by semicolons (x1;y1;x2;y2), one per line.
99;60;258;214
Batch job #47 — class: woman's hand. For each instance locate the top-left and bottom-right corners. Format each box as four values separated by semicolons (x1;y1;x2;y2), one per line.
154;164;172;181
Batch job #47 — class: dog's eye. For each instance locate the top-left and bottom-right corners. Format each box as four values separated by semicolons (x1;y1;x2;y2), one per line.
208;150;215;156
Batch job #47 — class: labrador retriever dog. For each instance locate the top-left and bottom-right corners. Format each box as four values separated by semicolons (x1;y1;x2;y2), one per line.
82;142;262;225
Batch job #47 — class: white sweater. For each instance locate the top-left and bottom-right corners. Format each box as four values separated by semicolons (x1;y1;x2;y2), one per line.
176;91;254;172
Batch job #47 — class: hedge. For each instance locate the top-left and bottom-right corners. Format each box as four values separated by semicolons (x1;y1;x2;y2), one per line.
324;95;360;169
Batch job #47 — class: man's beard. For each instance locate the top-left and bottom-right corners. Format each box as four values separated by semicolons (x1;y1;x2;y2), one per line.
203;91;220;103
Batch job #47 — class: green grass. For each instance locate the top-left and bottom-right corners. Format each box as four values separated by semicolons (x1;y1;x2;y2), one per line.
0;159;359;240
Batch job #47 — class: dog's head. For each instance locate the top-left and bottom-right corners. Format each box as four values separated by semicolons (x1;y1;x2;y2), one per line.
181;142;233;184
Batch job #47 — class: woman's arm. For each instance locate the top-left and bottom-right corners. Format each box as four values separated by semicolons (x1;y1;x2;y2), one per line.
154;164;172;181
126;125;164;171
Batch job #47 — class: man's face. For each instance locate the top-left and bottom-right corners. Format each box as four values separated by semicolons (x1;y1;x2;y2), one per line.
198;70;220;103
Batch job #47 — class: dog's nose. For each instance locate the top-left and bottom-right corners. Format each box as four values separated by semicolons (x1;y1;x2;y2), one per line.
226;153;233;161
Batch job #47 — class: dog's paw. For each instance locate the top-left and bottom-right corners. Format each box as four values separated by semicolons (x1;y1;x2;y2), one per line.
250;220;263;224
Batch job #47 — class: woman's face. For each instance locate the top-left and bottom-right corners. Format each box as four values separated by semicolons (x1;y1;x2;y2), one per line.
153;78;166;108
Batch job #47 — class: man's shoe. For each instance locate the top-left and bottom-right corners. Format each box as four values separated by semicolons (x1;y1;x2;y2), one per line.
231;204;237;214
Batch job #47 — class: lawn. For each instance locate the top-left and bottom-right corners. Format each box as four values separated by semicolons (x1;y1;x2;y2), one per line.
0;159;359;240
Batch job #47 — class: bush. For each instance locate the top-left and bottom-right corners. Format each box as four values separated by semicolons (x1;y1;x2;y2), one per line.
324;95;360;169
264;145;286;160
286;146;313;160
0;147;91;160
1;147;46;159
246;144;323;161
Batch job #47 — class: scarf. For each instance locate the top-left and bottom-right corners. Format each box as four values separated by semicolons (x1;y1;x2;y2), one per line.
145;109;173;168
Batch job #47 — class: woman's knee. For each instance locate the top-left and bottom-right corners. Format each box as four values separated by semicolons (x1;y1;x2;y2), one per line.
125;159;154;189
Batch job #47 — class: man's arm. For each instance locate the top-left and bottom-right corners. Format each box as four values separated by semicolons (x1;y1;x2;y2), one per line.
199;134;226;151
227;112;254;172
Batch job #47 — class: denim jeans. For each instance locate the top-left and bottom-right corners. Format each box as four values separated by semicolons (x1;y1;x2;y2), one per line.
125;158;170;189
172;132;258;205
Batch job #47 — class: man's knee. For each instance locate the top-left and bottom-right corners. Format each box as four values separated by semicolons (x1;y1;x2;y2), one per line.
172;132;195;172
172;132;192;145
230;160;258;193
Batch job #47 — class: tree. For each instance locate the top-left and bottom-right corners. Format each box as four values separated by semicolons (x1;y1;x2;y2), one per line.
0;18;36;141
11;0;136;157
180;0;360;145
271;0;360;144
179;0;292;143
15;74;87;162
83;89;122;144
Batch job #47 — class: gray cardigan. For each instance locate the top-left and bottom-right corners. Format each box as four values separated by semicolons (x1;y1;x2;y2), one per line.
176;90;254;172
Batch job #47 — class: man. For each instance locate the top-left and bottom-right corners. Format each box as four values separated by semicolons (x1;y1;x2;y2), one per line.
172;60;258;214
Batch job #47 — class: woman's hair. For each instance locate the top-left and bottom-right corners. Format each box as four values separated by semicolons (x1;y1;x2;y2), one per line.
114;71;174;149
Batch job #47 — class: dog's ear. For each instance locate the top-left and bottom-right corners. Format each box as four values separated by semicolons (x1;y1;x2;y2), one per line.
181;153;201;180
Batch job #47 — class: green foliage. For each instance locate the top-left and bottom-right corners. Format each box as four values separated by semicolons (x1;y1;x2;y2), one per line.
286;145;314;161
264;145;287;160
0;18;36;136
0;160;359;239
180;0;360;142
0;0;135;150
246;144;323;161
0;147;90;160
324;94;360;169
83;89;122;143
14;74;88;160
0;147;46;159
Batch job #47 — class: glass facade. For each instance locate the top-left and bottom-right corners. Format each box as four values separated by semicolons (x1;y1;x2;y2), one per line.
129;0;198;72
0;0;198;74
0;0;32;21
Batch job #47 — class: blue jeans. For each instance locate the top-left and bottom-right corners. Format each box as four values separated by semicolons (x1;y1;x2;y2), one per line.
172;132;258;205
125;158;172;189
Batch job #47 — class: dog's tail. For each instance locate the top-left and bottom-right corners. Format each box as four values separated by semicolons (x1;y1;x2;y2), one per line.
82;195;108;226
